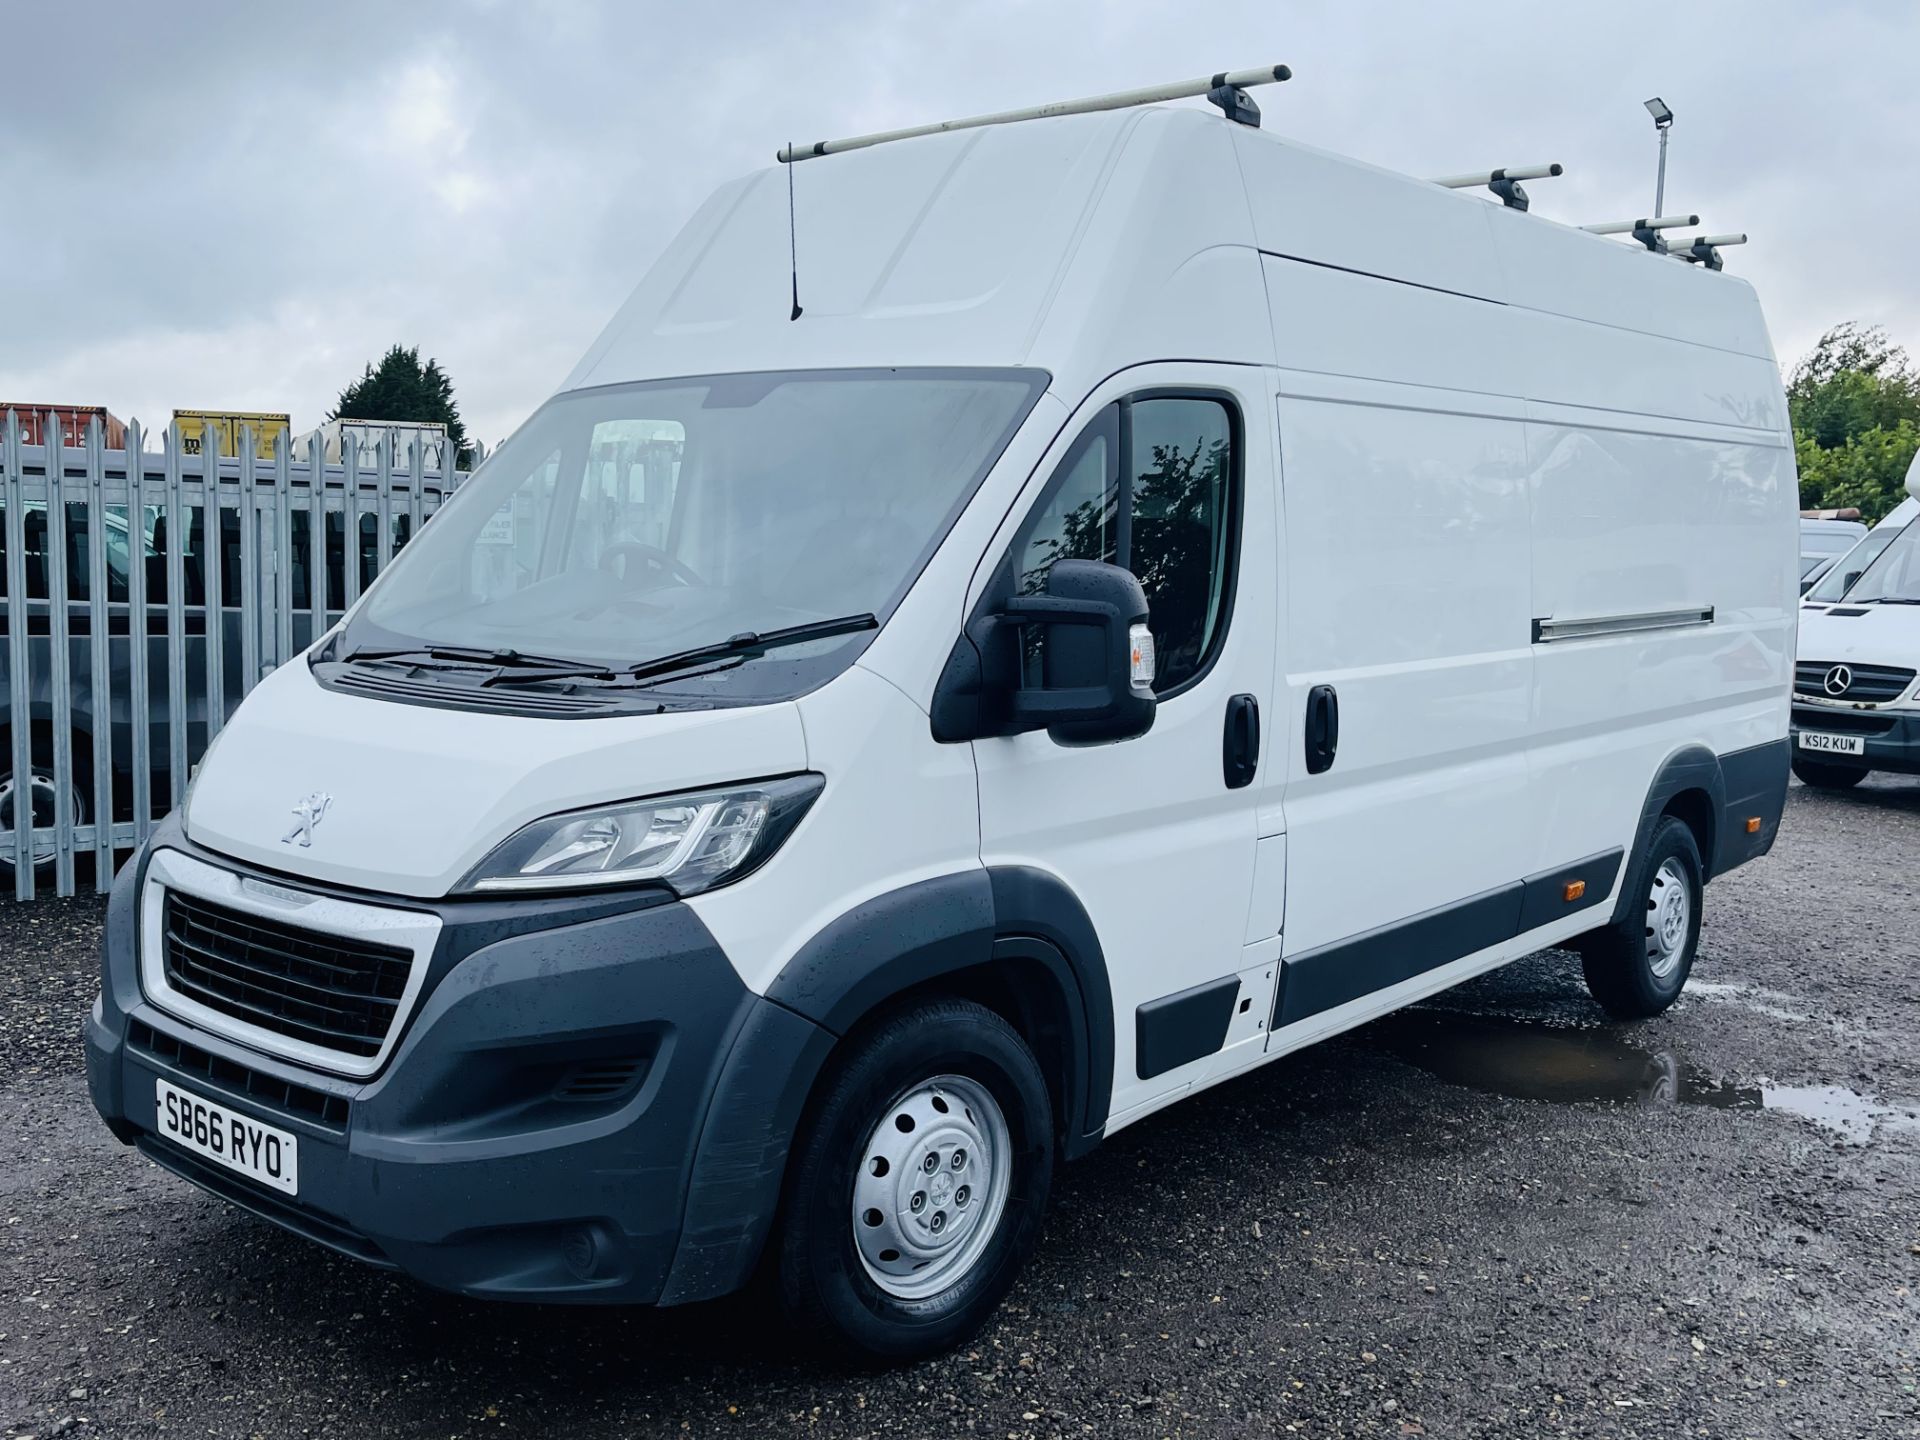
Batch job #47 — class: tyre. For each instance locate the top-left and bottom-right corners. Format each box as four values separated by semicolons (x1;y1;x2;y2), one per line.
1576;815;1704;1019
1791;757;1867;790
775;997;1054;1363
0;732;90;877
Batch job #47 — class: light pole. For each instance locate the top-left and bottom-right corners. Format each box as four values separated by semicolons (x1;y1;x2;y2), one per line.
1644;97;1674;216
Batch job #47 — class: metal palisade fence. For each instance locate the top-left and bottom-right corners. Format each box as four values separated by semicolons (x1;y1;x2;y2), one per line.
0;412;481;900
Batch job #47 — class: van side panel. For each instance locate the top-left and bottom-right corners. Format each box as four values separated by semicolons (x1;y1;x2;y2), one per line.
1516;314;1797;878
1265;257;1535;959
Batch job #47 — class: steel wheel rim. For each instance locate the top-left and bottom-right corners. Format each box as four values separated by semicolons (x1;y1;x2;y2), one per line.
1644;857;1691;979
0;768;82;866
851;1073;1012;1301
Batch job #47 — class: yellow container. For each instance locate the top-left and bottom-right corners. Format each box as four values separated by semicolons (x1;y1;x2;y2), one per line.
172;409;292;460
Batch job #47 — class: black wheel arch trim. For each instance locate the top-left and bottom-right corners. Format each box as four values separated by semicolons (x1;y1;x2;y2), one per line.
1612;738;1786;912
760;865;1114;1157
665;867;1113;1305
1609;745;1719;928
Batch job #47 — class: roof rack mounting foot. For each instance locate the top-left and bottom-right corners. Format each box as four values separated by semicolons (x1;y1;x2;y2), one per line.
1632;221;1669;254
1489;174;1530;211
1206;79;1262;128
1669;233;1747;272
1426;164;1562;211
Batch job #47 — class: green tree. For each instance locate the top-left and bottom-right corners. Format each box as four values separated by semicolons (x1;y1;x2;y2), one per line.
331;344;471;463
1787;323;1920;518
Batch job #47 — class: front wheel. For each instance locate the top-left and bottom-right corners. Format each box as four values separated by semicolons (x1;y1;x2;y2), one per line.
775;998;1054;1363
1791;757;1867;790
1575;815;1705;1019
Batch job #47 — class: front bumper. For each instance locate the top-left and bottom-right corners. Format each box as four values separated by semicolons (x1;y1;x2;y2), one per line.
1790;703;1920;776
85;820;830;1305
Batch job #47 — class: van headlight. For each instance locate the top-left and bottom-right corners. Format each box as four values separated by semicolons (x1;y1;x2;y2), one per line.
456;774;824;896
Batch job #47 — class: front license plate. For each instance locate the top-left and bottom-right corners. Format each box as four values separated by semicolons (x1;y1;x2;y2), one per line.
154;1079;298;1196
1798;731;1865;756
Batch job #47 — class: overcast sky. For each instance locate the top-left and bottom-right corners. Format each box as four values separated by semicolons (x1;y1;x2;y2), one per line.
4;1;1915;446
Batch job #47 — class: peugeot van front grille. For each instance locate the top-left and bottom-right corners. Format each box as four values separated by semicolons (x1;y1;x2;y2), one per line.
160;891;414;1059
1794;661;1916;704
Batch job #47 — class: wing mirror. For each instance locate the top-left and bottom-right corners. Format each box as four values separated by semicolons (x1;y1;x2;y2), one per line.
931;558;1157;745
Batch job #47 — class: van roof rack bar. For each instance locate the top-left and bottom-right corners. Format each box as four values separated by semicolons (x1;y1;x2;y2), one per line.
776;65;1293;163
1579;214;1700;235
1581;213;1700;254
1427;163;1563;212
1668;232;1747;271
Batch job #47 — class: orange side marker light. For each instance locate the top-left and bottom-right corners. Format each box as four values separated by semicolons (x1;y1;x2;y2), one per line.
1746;816;1762;834
1563;879;1586;902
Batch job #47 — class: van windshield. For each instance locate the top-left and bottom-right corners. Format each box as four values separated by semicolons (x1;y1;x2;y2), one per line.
345;368;1046;689
1844;517;1920;605
1805;525;1902;602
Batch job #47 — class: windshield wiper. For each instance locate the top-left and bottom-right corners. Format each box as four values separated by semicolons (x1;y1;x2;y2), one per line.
339;616;877;691
624;613;879;682
1864;596;1920;605
343;643;610;672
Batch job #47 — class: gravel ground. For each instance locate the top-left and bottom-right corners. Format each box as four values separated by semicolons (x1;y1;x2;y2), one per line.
2;780;1918;1439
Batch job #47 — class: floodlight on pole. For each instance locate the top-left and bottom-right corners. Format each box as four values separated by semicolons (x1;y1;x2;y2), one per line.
1644;97;1674;216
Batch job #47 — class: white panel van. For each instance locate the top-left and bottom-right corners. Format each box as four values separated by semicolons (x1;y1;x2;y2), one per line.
1791;456;1920;786
86;89;1797;1359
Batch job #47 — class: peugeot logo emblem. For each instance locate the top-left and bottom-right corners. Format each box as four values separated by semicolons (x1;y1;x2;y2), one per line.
1823;664;1854;697
281;793;332;847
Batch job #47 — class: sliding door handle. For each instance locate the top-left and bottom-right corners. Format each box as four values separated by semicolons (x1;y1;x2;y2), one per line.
1305;684;1339;774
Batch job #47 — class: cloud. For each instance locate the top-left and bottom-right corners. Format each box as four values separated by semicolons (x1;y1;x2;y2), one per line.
2;0;1914;441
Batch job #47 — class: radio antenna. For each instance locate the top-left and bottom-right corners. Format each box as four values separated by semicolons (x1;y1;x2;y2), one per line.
786;143;803;321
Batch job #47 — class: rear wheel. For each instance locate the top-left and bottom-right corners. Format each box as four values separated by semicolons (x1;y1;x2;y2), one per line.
775;997;1053;1363
1576;815;1704;1019
1791;757;1867;790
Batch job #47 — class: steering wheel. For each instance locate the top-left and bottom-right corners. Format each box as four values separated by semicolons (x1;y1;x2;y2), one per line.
598;541;705;590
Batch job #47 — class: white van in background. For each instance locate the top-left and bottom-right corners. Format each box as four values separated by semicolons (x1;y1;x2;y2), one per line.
1792;456;1920;788
85;76;1797;1359
1800;516;1868;581
1802;494;1918;606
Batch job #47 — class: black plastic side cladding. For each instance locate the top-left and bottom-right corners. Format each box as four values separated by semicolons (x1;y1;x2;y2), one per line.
1515;849;1624;933
1713;738;1789;877
1135;975;1239;1079
1274;882;1523;1029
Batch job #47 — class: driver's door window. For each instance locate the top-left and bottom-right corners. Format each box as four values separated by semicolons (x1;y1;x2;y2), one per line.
1008;393;1238;695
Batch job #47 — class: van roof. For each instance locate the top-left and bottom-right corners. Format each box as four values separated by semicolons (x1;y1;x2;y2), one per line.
563;106;1776;404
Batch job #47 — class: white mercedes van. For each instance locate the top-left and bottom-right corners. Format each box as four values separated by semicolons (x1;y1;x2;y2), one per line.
1792;458;1920;788
86;86;1797;1359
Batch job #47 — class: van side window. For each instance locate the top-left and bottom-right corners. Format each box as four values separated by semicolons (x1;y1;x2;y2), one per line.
1009;394;1238;695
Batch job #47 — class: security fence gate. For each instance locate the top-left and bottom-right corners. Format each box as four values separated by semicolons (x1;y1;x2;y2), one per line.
0;412;476;899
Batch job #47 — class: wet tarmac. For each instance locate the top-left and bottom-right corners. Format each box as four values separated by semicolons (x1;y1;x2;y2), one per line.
1365;1003;1920;1145
3;774;1919;1437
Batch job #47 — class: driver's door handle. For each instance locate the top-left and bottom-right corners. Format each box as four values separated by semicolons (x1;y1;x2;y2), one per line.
1223;694;1259;789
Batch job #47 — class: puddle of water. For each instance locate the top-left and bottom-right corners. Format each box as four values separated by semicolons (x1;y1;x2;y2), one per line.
1363;1009;1920;1145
